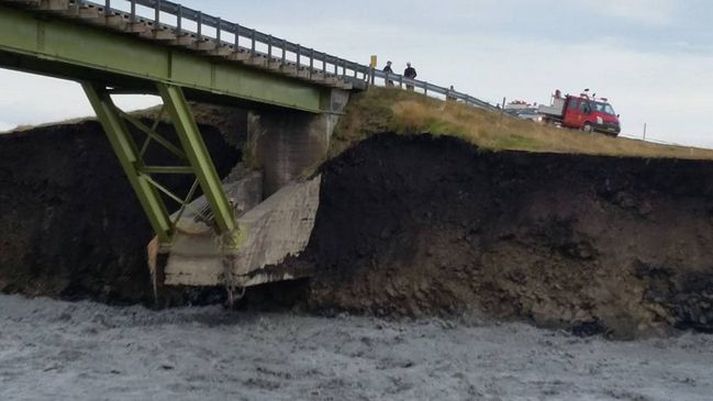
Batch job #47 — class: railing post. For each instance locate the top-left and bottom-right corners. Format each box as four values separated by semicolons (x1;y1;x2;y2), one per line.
130;0;136;22
234;24;240;49
281;39;286;65
322;54;327;74
197;11;202;39
267;35;273;60
154;0;160;24
104;0;111;14
309;48;314;78
296;45;301;69
176;4;182;33
251;29;256;56
216;17;222;43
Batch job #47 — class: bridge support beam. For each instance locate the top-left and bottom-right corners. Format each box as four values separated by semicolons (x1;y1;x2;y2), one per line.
82;82;238;248
156;84;236;237
82;82;174;244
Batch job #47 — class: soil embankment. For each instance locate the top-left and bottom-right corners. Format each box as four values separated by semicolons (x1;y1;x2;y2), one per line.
0;119;241;303
3;123;713;338
299;134;713;338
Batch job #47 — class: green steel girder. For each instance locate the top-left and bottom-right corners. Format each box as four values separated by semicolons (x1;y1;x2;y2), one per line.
82;82;174;243
120;111;187;161
0;5;328;113
157;83;236;235
83;82;237;245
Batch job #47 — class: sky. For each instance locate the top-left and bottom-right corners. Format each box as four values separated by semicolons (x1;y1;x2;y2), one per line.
1;0;712;147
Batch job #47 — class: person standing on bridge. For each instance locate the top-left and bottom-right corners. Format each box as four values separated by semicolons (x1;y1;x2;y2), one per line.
404;62;417;91
446;85;457;102
383;61;394;86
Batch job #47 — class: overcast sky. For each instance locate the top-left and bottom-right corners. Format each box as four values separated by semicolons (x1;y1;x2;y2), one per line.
1;0;712;147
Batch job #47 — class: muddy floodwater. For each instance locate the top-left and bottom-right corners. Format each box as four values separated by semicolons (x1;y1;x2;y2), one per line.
1;294;712;401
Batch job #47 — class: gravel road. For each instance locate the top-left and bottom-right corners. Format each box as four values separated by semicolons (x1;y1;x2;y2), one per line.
1;294;711;401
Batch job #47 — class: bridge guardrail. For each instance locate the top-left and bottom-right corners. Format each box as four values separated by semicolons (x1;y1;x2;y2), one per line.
85;0;498;111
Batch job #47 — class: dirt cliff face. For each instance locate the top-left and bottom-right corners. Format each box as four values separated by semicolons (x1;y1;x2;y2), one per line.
0;120;241;304
302;134;713;338
4;124;713;338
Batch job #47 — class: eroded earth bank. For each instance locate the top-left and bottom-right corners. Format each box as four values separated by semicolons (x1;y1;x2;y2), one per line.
2;124;713;339
0;118;241;303
302;134;713;338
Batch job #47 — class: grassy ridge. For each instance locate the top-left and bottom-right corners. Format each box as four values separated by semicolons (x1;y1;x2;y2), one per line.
333;87;713;160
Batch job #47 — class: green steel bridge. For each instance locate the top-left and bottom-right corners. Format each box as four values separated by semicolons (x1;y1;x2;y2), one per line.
0;0;496;299
0;0;359;248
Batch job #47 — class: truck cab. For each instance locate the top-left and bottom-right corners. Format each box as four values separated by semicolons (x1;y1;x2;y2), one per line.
563;95;621;136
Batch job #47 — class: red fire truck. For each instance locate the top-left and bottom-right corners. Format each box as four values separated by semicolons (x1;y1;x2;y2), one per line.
538;89;621;136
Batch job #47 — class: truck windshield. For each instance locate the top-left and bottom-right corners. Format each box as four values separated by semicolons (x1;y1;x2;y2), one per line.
593;102;616;116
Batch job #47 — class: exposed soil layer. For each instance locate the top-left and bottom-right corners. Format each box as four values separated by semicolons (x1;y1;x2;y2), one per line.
0;120;241;304
300;134;713;338
4;125;713;338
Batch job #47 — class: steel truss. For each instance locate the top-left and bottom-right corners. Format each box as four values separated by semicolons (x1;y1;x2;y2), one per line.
82;81;238;248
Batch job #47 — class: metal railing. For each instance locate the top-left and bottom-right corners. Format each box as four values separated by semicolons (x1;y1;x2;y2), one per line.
83;0;498;111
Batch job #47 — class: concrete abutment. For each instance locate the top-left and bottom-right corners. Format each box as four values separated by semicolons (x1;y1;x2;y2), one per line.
161;89;350;289
248;89;350;196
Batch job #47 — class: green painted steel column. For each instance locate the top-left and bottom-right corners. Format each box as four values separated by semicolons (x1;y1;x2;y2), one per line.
157;83;237;235
82;82;174;244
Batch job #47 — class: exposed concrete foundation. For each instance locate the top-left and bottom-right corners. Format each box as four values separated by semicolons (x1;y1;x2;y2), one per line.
248;89;349;196
163;175;322;287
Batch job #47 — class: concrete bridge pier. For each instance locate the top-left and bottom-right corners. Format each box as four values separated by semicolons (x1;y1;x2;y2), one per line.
248;89;350;197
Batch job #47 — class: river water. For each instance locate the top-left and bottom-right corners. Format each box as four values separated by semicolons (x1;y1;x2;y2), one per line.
1;294;711;401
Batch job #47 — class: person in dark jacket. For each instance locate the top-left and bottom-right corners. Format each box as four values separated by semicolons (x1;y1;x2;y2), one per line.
446;85;457;101
383;61;394;86
404;62;417;91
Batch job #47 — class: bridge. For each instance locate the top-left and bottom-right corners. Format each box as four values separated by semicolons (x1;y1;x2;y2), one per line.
0;0;496;302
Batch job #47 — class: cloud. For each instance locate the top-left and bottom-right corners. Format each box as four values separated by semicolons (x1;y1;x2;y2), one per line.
581;0;677;25
0;0;710;149
0;121;14;132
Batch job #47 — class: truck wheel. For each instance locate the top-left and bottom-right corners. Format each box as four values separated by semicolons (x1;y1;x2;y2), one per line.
583;123;593;133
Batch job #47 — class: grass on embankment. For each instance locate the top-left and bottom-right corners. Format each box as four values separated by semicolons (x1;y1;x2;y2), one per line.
5;86;712;161
332;87;713;160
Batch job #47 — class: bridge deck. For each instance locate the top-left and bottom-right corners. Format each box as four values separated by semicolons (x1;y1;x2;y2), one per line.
0;0;361;112
0;0;497;112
